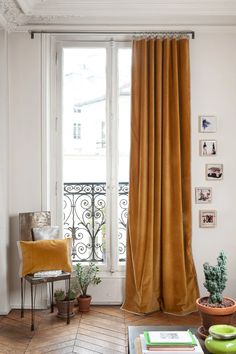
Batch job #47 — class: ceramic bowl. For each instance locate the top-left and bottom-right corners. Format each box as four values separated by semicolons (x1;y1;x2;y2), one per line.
205;336;236;354
209;325;236;340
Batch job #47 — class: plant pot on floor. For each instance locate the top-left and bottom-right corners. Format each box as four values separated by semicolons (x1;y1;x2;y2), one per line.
197;251;236;338
56;299;75;318
74;262;101;312
196;297;236;338
54;289;76;318
77;295;92;312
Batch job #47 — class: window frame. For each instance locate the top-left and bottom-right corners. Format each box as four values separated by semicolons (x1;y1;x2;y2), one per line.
45;35;131;276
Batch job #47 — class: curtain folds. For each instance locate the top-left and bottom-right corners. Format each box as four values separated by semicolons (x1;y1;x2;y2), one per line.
122;38;199;315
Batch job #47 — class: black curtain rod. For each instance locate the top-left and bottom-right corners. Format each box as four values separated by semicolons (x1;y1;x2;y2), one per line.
30;30;195;40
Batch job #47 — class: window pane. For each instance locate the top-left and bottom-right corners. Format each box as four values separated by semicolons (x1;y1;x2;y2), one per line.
118;48;131;263
62;48;107;263
63;48;106;182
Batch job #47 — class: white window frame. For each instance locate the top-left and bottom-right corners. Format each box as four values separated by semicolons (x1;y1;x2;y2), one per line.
42;34;131;278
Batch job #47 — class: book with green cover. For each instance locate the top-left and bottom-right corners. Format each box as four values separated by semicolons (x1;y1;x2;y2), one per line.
143;330;197;348
140;334;204;354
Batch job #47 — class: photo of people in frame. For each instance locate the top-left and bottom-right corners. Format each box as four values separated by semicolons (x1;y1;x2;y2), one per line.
200;140;217;156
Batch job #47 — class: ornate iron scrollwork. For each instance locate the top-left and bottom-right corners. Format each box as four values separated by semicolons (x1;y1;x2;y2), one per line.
63;182;128;263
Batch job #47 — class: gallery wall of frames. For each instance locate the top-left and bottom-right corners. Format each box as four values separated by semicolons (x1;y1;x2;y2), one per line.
196;115;223;228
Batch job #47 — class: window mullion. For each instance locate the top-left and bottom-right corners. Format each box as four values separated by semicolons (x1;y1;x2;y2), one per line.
54;43;63;230
107;41;119;273
105;43;112;271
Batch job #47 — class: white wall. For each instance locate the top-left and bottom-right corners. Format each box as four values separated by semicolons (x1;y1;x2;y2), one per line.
8;33;46;308
191;32;236;298
7;29;236;310
0;30;10;314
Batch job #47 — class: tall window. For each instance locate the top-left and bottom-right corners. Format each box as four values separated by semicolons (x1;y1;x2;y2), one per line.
58;41;131;272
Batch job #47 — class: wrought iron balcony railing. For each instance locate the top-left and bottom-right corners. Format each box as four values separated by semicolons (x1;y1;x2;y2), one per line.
63;182;128;263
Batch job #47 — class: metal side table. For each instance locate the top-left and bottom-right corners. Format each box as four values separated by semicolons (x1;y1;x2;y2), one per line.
21;272;71;331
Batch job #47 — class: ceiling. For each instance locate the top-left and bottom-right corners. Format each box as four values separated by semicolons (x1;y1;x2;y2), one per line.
1;0;236;32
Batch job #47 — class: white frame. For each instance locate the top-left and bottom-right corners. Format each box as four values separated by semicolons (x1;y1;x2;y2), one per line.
199;115;217;133
199;210;217;228
195;187;212;204
199;140;217;156
41;34;53;213
49;35;131;276
41;34;133;305
206;164;223;180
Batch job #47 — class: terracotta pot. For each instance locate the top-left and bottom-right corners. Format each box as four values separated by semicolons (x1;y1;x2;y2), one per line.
56;299;75;318
77;295;92;312
196;297;236;338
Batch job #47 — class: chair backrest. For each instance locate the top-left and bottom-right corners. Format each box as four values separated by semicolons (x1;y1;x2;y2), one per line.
19;211;51;241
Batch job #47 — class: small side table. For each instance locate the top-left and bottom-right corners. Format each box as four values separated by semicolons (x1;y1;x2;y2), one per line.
21;272;71;330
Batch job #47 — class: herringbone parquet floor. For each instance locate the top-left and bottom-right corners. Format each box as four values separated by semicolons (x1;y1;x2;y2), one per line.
0;304;230;354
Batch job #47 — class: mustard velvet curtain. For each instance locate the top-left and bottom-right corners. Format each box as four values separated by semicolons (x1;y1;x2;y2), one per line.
122;38;199;315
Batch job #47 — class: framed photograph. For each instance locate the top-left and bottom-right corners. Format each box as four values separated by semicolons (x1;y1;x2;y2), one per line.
199;115;217;133
199;210;217;228
195;187;212;204
206;164;223;180
199;140;217;156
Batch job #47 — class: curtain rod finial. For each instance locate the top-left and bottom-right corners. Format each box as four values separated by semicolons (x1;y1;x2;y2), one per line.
30;32;34;39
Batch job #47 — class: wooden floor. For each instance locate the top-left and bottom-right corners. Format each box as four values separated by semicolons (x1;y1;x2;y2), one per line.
0;305;230;354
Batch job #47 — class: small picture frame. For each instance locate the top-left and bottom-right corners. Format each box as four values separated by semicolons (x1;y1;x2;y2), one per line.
195;187;212;204
199;210;217;228
199;140;217;156
199;115;217;133
206;164;223;180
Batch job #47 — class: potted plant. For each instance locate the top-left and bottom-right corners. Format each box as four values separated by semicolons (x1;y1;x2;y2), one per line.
74;262;101;312
196;251;236;338
54;288;76;318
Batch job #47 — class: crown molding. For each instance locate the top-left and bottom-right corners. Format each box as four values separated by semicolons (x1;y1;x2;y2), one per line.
16;0;32;14
1;0;236;32
0;13;7;28
0;0;24;31
21;1;236;17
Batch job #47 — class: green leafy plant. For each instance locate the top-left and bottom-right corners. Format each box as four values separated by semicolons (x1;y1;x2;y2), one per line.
203;251;227;304
74;262;101;297
54;288;76;301
70;276;81;296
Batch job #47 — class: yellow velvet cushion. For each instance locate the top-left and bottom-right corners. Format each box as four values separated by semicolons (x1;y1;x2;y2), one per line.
17;238;72;277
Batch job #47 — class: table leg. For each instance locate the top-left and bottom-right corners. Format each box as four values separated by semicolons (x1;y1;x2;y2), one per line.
21;278;24;318
51;282;54;313
67;276;71;324
31;283;34;331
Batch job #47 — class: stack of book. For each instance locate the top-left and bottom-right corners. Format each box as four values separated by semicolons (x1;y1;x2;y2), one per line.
140;330;204;354
33;270;62;277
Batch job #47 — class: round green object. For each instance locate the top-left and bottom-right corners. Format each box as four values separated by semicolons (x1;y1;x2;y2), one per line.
209;325;236;340
205;336;236;354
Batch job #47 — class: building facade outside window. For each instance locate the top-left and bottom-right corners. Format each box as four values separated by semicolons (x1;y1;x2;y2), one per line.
73;122;81;140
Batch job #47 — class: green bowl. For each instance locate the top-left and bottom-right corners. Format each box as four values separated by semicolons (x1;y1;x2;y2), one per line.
209;325;236;340
205;336;236;354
